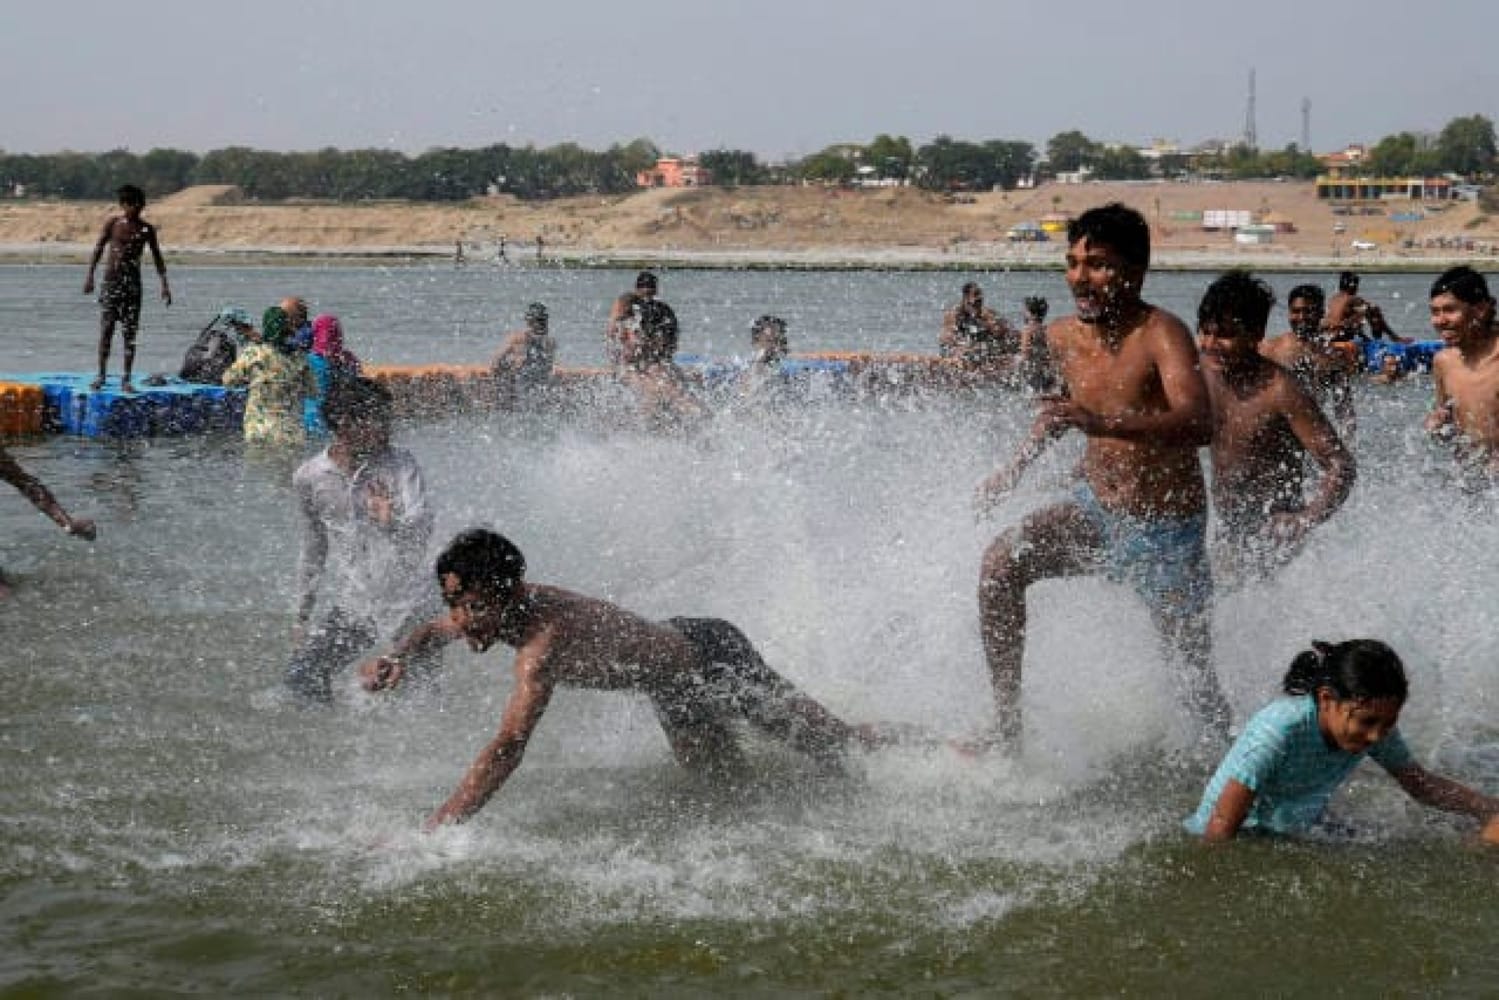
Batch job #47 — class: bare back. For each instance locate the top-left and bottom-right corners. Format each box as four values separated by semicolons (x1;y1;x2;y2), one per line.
1205;361;1309;521
518;585;702;692
1048;305;1209;516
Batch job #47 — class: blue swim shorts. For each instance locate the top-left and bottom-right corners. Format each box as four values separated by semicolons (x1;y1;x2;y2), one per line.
1073;482;1213;620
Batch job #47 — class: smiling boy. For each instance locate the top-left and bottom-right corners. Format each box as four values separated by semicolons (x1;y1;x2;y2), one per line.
972;203;1228;753
1425;266;1499;480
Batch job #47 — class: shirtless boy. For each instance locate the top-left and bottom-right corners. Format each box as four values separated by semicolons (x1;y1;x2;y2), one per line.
940;282;1019;378
1260;284;1359;440
973;203;1228;752
490;302;557;408
360;528;893;828
1425;266;1499;480
82;185;171;392
1196;271;1355;577
1324;271;1408;345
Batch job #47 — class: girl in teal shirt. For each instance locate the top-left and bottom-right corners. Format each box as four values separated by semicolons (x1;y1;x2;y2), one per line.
1188;639;1499;843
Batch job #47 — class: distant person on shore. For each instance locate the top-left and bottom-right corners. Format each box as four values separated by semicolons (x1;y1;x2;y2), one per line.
1324;271;1409;346
607;271;677;368
180;306;254;385
1260;284;1359;441
1196;271;1355;578
1424;266;1499;481
282;297;313;353
490;302;556;408
1187;638;1499;844
306;314;363;435
940;282;1019;379
0;444;96;600
288;378;439;703
82;184;171;393
358;528;906;828
971;203;1227;754
620;296;701;428
221;306;317;448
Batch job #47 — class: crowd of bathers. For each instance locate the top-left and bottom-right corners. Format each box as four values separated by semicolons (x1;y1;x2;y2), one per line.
7;193;1499;844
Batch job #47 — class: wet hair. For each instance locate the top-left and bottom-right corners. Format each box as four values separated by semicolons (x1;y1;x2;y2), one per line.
1197;269;1275;337
525;302;548;324
635;270;659;291
1287;283;1325;309
1282;639;1408;703
1067;202;1151;271
117;184;146;207
1430;265;1493;306
961;281;981;297
635;298;679;360
1338;271;1360;293
436;528;527;596
323;376;392;432
1023;296;1048;320
751;314;787;338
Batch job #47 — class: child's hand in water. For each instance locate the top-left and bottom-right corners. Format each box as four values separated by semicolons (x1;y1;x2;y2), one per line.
363;481;395;527
359;655;406;692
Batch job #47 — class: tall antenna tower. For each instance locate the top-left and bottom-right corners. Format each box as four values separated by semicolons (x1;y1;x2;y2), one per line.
1243;68;1258;151
1301;97;1312;152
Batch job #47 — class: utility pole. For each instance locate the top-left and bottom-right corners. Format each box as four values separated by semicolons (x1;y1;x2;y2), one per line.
1243;68;1258;152
1301;97;1312;153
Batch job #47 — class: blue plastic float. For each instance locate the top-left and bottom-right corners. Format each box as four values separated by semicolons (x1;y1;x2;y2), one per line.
1360;339;1443;374
0;373;246;438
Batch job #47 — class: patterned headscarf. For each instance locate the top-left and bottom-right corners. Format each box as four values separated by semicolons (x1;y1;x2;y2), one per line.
261;306;292;354
311;314;361;372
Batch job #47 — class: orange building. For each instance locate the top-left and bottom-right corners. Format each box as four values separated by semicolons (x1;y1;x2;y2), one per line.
636;156;713;188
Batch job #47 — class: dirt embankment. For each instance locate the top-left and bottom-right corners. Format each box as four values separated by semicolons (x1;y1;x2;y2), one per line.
0;181;1494;263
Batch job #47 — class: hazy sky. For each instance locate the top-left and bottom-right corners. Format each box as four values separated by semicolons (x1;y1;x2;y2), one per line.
6;0;1497;159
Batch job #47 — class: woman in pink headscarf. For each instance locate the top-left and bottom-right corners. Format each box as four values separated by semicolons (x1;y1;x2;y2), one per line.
308;314;362;436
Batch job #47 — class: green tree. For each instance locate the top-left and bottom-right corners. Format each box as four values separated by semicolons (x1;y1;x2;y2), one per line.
698;149;765;186
1437;114;1497;177
795;147;857;184
865;134;914;180
1045;130;1099;173
1092;145;1150;181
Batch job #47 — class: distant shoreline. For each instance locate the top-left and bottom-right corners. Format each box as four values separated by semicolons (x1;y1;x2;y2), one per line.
0;241;1488;274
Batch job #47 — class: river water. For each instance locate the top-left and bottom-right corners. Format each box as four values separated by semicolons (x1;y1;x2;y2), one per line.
3;262;1497;995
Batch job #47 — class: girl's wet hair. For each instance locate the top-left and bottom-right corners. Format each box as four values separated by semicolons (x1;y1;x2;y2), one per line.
1282;639;1408;703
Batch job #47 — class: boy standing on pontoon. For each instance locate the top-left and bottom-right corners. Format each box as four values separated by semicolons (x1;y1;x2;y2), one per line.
82;185;171;393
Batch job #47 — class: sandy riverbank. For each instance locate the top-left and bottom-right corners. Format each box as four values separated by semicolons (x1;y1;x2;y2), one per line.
2;181;1496;271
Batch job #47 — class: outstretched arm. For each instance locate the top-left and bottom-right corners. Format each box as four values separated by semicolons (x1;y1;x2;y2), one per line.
147;226;171;305
425;644;556;829
1201;778;1256;843
0;446;95;539
82;218;112;292
974;408;1067;515
358;612;465;692
1394;764;1499;842
1275;383;1357;544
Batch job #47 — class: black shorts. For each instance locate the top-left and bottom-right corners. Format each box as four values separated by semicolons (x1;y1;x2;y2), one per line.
100;270;143;332
648;617;848;770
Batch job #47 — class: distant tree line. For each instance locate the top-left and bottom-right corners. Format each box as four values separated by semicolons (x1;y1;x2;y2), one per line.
2;115;1492;203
